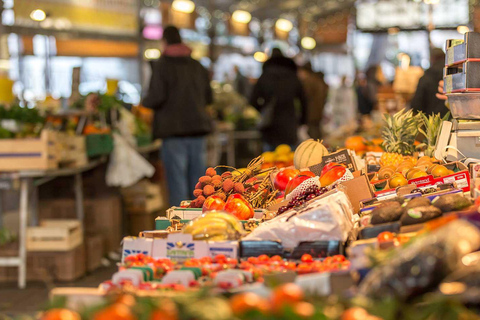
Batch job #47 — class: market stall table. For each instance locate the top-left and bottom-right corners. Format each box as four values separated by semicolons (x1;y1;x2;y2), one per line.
0;158;106;288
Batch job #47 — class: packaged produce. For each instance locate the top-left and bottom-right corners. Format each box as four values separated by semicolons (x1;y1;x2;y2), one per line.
359;220;480;300
183;211;245;241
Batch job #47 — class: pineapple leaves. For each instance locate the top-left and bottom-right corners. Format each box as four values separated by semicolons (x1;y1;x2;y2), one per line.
381;109;422;155
418;111;450;157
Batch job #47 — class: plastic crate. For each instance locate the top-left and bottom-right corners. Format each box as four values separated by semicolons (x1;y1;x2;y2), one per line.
86;134;114;157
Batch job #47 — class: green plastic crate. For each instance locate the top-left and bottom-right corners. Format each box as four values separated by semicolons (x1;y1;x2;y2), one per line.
86;134;114;157
136;133;152;147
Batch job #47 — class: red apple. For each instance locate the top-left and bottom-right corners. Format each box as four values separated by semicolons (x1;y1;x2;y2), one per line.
202;196;226;213
274;168;300;191
320;162;345;177
285;174;314;196
320;165;346;187
224;194;254;220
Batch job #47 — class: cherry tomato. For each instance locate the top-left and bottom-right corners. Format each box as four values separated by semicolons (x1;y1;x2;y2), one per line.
270;255;283;262
296;263;313;274
323;257;334;265
300;254;314;263
377;231;395;243
247;257;259;264
332;255;346;263
258;254;270;264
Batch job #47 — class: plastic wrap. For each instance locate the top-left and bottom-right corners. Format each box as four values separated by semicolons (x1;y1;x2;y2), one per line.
359;220;480;301
243;189;355;249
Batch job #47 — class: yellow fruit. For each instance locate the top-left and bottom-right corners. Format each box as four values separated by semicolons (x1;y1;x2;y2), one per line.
378;167;395;180
396;164;413;176
380;152;403;167
402;156;417;165
415;163;432;172
448;169;455;175
389;175;408;188
232;168;246;177
406;168;421;180
427;164;438;174
293;139;328;170
431;165;449;178
276;154;289;163
276;144;292;155
262;152;276;163
411;170;428;179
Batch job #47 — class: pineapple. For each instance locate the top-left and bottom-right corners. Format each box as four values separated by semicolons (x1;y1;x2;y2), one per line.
418;112;450;157
381;109;422;166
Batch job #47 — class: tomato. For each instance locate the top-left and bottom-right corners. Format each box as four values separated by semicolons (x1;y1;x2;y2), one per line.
300;254;314;263
323;257;333;265
224;194;254;220
93;304;136;320
332;255;346;263
230;292;269;315
41;309;81;320
296;263;313;274
377;231;395;243
340;261;351;270
284;261;297;271
247;257;259;265
116;295;136;307
271;283;304;312
214;254;226;262
270;255;283;262
258;254;270;264
200;256;212;264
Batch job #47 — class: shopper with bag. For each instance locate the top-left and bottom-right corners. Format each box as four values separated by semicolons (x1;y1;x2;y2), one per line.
250;48;307;151
142;26;213;206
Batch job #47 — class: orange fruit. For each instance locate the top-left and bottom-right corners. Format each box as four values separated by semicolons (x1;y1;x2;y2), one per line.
431;165;449;178
292;301;315;318
41;309;81;320
389;175;408;188
345;136;367;153
411;170;428;179
230;292;269;315
150;299;178;320
406;168;421;180
342;307;369;320
271;283;304;312
93;304;136;320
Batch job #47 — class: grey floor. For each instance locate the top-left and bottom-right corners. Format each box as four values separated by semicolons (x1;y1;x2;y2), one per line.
0;264;116;316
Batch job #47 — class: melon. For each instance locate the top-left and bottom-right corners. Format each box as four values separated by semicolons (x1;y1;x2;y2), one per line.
293;139;329;170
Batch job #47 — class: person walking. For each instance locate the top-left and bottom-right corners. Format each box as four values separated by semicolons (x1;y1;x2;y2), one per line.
250;48;307;151
411;48;449;117
142;25;213;207
298;63;328;140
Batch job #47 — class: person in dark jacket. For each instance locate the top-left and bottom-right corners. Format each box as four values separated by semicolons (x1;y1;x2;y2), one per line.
411;48;448;117
142;25;213;206
250;48;307;150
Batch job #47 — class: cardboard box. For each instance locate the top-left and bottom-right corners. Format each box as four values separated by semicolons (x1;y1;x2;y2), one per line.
121;180;164;214
128;213;156;236
339;174;374;214
85;233;104;272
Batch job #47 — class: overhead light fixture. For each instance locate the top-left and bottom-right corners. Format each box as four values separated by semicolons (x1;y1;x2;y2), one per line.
301;37;316;50
30;9;46;22
172;0;195;14
144;48;161;60
232;10;251;24
254;51;267;63
388;27;400;35
457;25;470;34
275;19;293;32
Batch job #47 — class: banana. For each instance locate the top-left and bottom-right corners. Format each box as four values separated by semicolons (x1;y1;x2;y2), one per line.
190;223;229;238
203;212;245;234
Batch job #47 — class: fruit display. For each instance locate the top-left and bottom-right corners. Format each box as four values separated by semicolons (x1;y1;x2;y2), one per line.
189;156;277;209
0;104;45;138
277;185;328;215
262;144;295;169
417;112;450;157
273;167;299;191
293;139;329;170
182;211;245;241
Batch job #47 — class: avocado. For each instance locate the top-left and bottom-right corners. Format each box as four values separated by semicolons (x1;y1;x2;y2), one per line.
403;197;431;211
371;201;403;225
432;194;472;213
400;206;442;226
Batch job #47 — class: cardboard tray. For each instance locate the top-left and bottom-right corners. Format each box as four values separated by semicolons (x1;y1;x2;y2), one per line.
445;32;480;67
444;60;480;93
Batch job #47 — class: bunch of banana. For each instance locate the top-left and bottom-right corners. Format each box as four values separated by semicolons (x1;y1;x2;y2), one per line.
183;211;245;241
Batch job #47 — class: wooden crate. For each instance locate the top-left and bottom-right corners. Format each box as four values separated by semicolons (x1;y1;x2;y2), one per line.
57;133;88;168
121;180;164;214
127;213;156;236
0;130;58;171
27;220;83;252
85;233;104;272
0;244;86;282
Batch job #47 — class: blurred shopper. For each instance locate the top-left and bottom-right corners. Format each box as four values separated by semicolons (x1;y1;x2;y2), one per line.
233;65;250;98
250;48;307;151
411;48;448;117
327;76;357;133
143;26;213;206
298;63;328;140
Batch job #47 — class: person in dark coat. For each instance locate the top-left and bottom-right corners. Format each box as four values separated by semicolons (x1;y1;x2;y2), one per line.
411;48;448;117
142;25;213;206
250;48;307;151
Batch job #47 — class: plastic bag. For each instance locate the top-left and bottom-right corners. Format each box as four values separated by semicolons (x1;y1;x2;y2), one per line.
243;189;355;249
358;220;480;301
106;133;155;188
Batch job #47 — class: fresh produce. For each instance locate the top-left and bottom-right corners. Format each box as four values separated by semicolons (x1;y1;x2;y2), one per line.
0;104;45;138
202;196;226;213
432;194;472;213
320;163;346;187
284;171;316;196
277;185;328;215
377;231;395;243
293;139;329;170
418;112;450;157
41;309;81;320
274;168;300;191
224;194;254;220
388;173;408;188
262;144;295;169
190;156;278;209
403;197;431;210
380;109;422;166
345;136;366;154
183;211;244;241
400;206;442;226
370;201;404;225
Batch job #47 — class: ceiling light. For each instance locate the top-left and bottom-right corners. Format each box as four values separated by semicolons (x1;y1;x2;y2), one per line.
30;9;46;22
457;25;470;35
144;48;161;60
275;19;293;32
254;51;267;63
232;10;251;24
172;0;195;14
301;37;316;50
